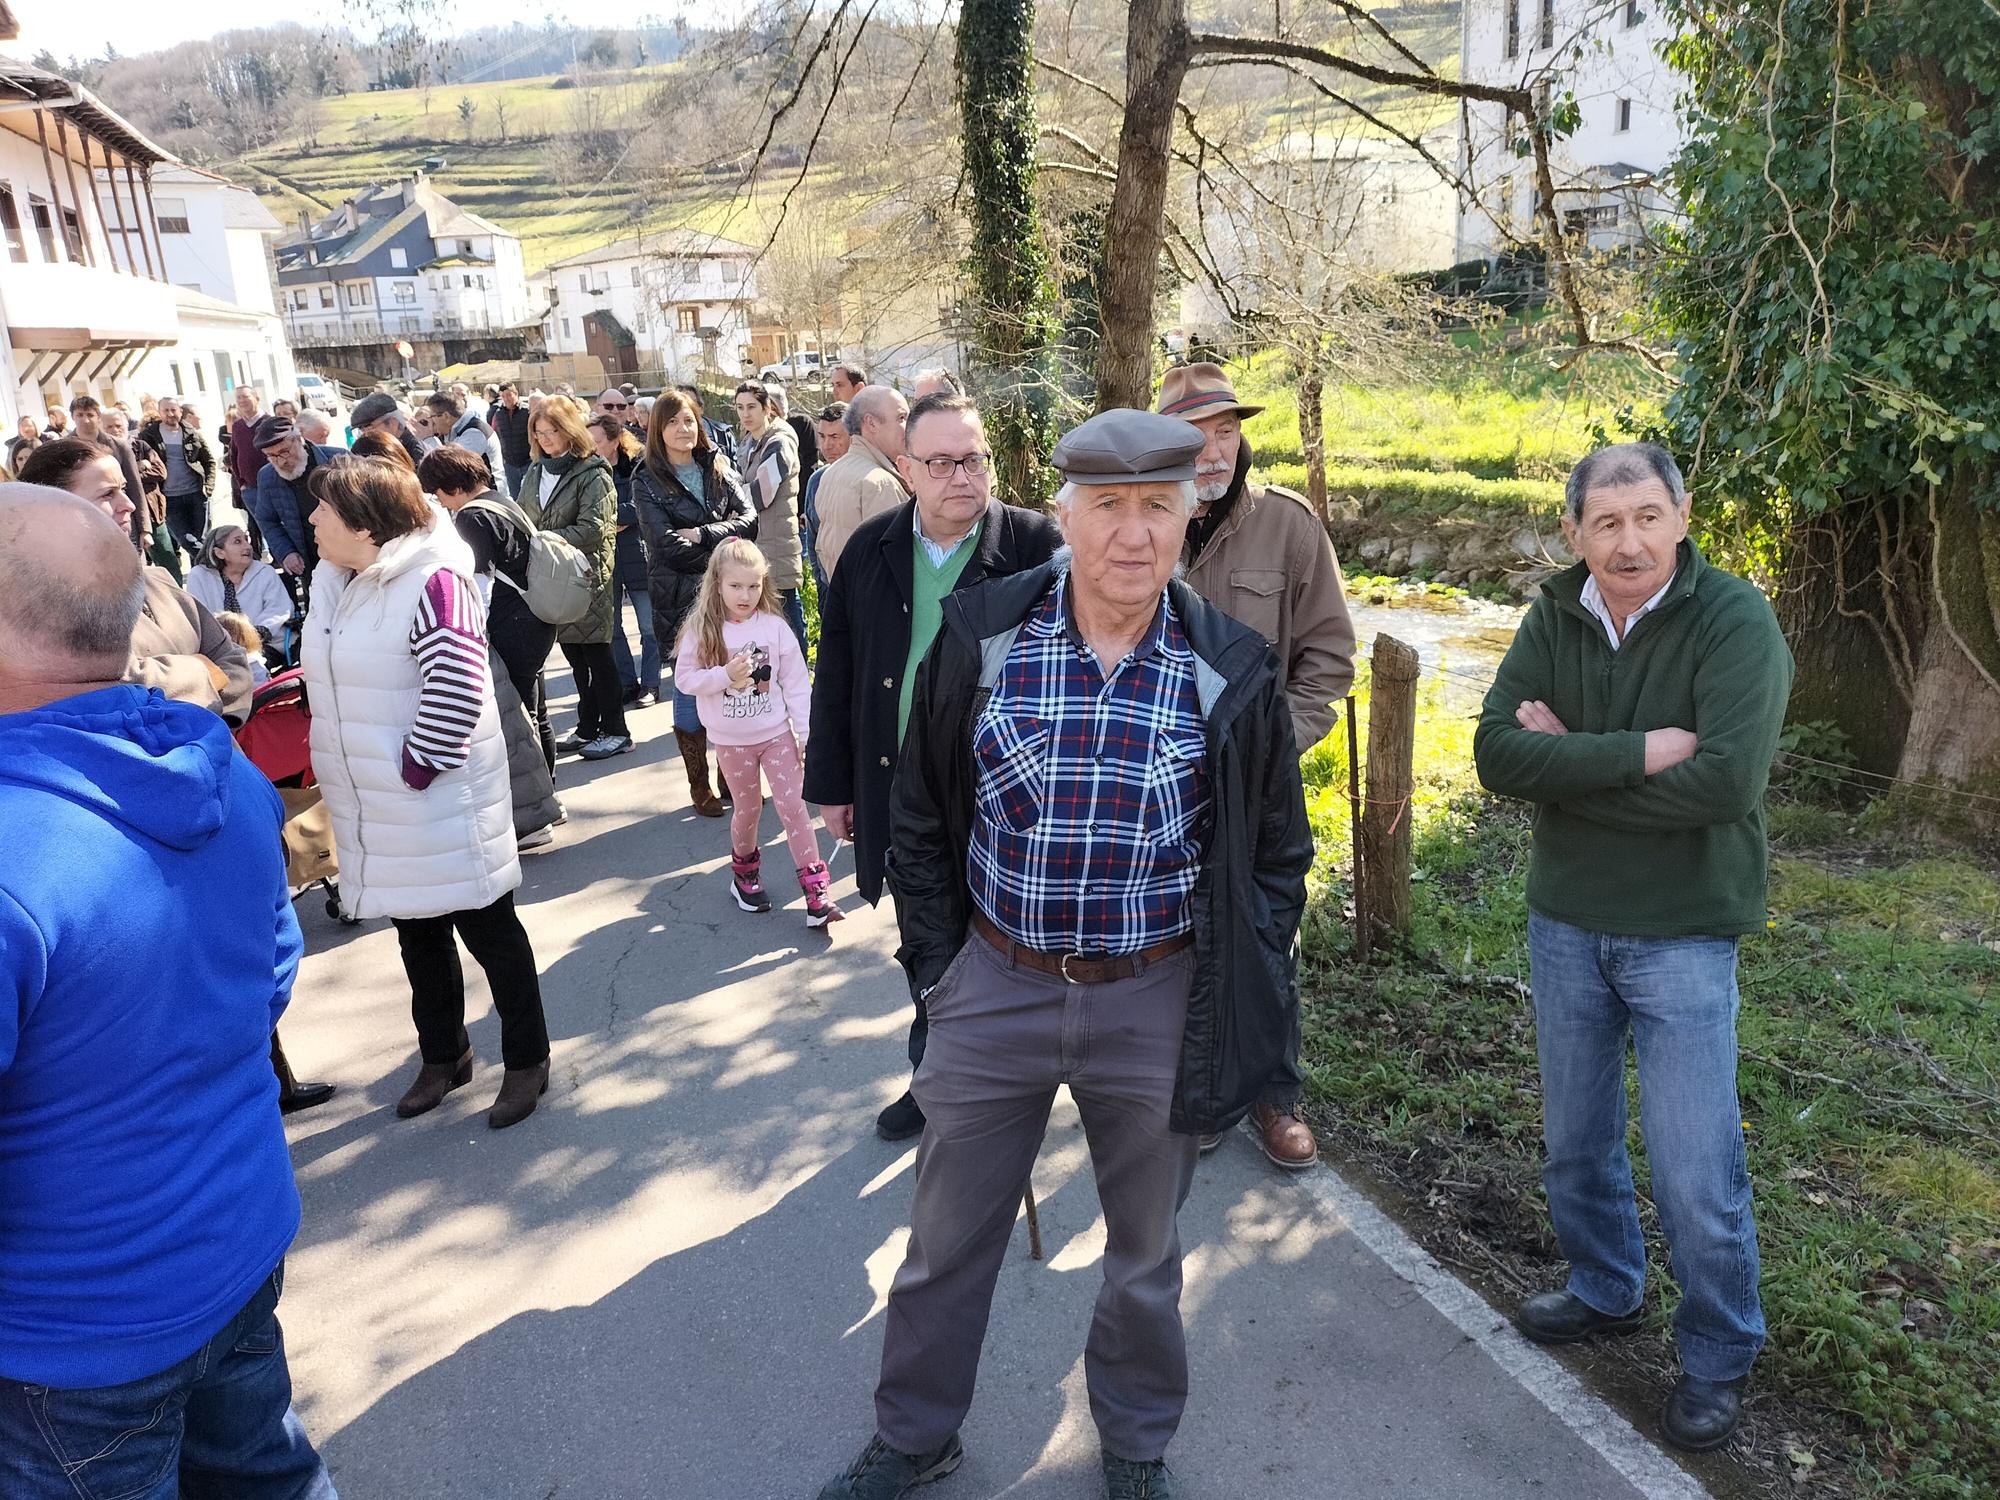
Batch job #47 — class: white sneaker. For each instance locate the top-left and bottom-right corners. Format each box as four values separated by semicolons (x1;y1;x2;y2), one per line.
518;825;555;852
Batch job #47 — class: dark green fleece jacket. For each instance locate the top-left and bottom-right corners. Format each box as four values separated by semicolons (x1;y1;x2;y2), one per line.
1473;540;1794;937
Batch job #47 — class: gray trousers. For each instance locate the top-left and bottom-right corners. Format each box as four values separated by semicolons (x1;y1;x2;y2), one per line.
874;933;1200;1462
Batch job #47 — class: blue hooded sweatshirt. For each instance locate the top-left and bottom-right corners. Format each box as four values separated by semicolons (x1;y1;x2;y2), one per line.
0;685;304;1388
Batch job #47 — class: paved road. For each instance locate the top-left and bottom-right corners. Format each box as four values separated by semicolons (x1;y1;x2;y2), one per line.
275;693;1709;1500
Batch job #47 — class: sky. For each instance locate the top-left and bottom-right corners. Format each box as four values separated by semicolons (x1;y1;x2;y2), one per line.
10;0;235;64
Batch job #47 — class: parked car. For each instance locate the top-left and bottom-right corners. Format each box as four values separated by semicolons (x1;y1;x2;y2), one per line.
757;351;825;382
296;373;341;414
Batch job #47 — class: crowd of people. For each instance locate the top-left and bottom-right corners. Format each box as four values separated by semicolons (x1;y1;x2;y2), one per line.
0;350;1793;1499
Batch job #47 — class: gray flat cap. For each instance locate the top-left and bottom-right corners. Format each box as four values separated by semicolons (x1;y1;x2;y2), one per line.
349;392;400;428
1050;408;1204;485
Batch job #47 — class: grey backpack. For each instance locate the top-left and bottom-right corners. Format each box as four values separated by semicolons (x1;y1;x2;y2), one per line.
464;494;594;626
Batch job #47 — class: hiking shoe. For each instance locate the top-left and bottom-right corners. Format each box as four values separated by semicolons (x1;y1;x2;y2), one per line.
817;1432;963;1499
876;1090;925;1141
555;732;589;757
580;734;635;760
800;860;844;928
731;851;771;913
1197;1132;1223;1154
1102;1454;1175;1499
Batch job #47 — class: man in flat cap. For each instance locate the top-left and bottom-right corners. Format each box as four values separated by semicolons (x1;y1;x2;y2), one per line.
246;415;341;599
818;409;1312;1500
1159;361;1355;1171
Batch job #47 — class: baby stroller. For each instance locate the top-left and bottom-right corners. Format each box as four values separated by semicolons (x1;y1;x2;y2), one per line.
233;667;358;925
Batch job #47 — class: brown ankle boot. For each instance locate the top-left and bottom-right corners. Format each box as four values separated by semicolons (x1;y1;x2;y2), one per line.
488;1060;550;1130
396;1046;474;1118
675;728;724;818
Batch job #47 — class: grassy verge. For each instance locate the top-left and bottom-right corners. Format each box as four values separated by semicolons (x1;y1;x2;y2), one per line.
1294;697;2000;1499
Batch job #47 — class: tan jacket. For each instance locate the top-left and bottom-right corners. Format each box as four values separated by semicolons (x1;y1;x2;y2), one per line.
127;566;256;726
813;437;910;579
1185;481;1356;752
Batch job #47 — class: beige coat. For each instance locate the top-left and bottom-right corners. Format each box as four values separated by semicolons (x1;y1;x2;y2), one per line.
127;566;256;726
812;436;910;579
1185;481;1356;753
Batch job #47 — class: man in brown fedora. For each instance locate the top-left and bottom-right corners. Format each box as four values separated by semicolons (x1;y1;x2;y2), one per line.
1157;361;1355;1171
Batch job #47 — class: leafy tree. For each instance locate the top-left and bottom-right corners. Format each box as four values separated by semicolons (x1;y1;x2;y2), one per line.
457;95;479;140
1658;0;2000;785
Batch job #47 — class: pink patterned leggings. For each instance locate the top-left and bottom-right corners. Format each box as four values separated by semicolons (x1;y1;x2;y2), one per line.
713;732;821;870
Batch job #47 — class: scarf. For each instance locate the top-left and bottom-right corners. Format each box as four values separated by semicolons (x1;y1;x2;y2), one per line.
540;452;579;478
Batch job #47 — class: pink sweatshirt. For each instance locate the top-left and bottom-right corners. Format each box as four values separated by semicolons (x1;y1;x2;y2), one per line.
675;611;813;747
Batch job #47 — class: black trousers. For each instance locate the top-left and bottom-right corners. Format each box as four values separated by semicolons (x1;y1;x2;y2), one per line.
391;892;549;1072
166;492;208;564
493;609;558;774
561;641;628;741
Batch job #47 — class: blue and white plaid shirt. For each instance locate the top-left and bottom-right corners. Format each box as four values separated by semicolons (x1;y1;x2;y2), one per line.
967;572;1210;956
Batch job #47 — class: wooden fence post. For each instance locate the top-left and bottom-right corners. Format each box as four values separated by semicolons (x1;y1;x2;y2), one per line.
1346;698;1366;953
1357;635;1421;950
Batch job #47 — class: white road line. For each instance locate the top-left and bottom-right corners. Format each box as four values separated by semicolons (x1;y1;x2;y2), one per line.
1284;1136;1715;1500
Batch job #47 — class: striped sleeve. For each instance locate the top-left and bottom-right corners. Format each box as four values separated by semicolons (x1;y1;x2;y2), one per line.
401;568;489;787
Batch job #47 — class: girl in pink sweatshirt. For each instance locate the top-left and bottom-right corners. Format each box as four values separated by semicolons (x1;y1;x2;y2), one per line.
675;539;841;925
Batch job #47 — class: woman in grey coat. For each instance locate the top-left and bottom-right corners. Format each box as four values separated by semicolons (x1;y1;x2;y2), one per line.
732;381;806;651
521;398;628;760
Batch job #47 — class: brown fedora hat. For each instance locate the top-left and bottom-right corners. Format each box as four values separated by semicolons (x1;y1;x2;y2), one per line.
1157;361;1264;420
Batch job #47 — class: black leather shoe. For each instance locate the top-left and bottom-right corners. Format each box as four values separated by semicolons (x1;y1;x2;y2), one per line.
1661;1373;1747;1452
876;1091;925;1142
279;1081;336;1115
1514;1289;1645;1344
818;1432;962;1498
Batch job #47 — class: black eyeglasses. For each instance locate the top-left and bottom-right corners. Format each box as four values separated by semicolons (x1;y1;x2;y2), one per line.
917;452;992;480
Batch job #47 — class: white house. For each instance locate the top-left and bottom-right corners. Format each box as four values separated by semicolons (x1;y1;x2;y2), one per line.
538;230;759;382
1455;0;1683;262
273;172;535;347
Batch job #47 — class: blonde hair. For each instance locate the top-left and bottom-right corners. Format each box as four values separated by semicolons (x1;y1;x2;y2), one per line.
681;538;778;669
215;611;262;657
531;397;593;460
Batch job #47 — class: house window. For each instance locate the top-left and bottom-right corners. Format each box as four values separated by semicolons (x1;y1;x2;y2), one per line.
561;317;572;338
155;196;191;235
1533;79;1552;121
346;282;372;308
319;286;334;309
1623;0;1642;25
461;240;473;255
1504;0;1520;59
29;198;57;261
1498;174;1517;232
721;259;742;284
0;188;24;263
1616;97;1632;132
394;281;416;304
463;274;473;288
631;265;643;287
59;208;83;262
291;289;308;309
390;247;408;269
169;362;183;395
577;274;588;291
676;306;699;332
1538;0;1555;48
194;361;206;392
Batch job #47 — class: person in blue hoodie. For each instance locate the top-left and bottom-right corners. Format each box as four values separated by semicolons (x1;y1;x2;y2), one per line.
0;483;337;1499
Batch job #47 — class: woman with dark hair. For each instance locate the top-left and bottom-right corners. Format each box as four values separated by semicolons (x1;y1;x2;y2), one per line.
185;524;292;650
633;389;756;816
732;380;806;651
302;457;551;1129
588;413;659;709
7;413;45;472
521;398;627;760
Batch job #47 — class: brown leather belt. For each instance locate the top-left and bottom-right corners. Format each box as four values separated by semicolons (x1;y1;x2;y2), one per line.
970;909;1192;985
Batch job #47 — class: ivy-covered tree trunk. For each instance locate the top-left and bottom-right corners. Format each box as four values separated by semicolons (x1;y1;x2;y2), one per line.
957;0;1059;507
1660;0;2000;795
1094;0;1189;412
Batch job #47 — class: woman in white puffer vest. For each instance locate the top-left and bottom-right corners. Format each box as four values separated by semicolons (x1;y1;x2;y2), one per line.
302;456;552;1130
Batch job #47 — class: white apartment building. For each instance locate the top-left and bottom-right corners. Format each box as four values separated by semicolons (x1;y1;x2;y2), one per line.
539;231;759;381
1456;0;1683;262
274;172;535;346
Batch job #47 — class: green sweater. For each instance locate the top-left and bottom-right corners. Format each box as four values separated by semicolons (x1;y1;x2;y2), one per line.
1473;541;1794;937
899;529;976;744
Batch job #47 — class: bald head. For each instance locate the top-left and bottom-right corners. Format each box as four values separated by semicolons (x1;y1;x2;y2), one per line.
0;483;146;688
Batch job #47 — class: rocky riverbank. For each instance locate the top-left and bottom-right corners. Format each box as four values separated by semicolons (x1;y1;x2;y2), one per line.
1326;507;1574;601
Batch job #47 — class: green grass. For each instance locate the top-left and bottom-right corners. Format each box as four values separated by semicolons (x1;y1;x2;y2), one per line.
1294;702;2000;1497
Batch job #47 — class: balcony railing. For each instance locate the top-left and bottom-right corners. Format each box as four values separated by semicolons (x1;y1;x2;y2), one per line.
281;307;519;347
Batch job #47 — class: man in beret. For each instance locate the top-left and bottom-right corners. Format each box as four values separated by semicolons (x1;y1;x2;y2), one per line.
818;409;1313;1500
1159;362;1356;1172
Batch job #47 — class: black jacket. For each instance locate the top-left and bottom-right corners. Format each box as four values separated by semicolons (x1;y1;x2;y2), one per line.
491;402;534;467
630;449;755;648
137;420;218;497
887;563;1312;1135
803;497;1063;904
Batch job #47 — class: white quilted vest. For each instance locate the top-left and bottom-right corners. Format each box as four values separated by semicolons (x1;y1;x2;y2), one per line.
302;503;520;921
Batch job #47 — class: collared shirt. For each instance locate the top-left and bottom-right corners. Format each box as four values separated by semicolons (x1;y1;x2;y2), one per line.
968;573;1211;956
914;506;973;569
1580;570;1675;650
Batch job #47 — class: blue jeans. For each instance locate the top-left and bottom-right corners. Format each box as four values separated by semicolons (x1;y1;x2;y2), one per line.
503;461;530;502
1528;911;1765;1381
609;574;660;696
0;1263;335;1499
778;587;808;657
672;686;703;735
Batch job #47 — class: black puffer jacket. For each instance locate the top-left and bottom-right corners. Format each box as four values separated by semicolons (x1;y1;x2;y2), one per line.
630;449;755;649
887;562;1312;1135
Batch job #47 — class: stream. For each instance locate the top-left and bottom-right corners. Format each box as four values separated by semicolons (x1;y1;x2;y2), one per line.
1346;583;1526;710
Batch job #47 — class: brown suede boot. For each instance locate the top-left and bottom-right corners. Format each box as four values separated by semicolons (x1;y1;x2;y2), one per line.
396;1046;474;1118
488;1060;550;1130
675;727;725;818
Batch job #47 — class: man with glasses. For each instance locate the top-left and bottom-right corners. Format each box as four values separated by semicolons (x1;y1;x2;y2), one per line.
811;384;910;580
596;387;643;440
806;392;1062;1143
